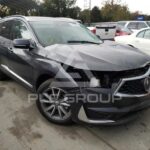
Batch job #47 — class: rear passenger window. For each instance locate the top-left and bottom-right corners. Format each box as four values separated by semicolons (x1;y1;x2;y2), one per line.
127;22;137;30
137;22;147;29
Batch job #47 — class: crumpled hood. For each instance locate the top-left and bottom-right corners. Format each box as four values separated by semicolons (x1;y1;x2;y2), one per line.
40;41;150;71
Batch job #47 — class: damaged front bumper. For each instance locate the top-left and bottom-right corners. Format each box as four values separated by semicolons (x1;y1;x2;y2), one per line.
70;87;150;125
69;66;150;125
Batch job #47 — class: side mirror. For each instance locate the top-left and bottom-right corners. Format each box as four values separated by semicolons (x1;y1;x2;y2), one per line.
13;39;36;50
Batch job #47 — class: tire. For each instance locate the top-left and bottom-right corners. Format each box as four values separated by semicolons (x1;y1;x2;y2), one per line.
0;70;7;80
36;79;73;125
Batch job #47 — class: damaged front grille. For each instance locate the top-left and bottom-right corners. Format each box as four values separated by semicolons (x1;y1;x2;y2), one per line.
115;65;150;96
119;79;146;95
66;64;150;93
92;65;149;89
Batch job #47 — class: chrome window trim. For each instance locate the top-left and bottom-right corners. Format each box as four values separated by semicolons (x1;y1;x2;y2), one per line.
1;64;33;88
114;66;150;98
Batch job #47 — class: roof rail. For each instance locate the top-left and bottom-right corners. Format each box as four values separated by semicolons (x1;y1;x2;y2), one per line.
3;15;26;19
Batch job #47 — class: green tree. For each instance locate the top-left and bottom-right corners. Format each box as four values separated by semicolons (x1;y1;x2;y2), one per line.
0;0;38;16
42;0;76;17
130;11;140;20
101;0;131;21
68;6;81;19
0;5;9;17
79;9;91;24
91;6;102;22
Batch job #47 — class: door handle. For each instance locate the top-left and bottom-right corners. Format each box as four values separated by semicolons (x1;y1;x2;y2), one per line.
8;47;13;53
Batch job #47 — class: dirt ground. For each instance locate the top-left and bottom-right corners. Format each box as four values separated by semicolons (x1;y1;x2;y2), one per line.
0;80;150;150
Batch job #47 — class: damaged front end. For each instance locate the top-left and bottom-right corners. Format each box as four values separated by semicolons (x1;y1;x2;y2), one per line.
43;42;150;125
61;64;150;125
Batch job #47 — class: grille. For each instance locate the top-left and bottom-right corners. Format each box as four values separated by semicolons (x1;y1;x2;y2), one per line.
66;64;149;90
92;65;149;88
119;79;146;95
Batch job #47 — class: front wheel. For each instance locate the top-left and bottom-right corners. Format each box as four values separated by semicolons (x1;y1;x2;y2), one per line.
36;79;72;125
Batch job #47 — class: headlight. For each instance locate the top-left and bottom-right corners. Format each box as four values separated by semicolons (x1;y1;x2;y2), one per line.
64;65;101;88
90;77;100;87
65;65;90;82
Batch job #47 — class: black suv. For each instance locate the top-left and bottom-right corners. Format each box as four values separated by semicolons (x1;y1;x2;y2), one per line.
0;15;150;125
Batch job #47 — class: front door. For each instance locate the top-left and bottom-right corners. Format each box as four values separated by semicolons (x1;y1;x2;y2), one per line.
7;20;36;88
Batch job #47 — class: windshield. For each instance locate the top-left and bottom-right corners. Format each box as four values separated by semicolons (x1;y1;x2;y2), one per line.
30;21;102;47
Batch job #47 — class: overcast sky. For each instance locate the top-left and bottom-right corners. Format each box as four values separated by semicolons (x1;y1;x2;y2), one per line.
76;0;149;15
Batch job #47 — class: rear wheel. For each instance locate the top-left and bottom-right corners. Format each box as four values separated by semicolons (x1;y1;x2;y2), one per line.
37;79;72;125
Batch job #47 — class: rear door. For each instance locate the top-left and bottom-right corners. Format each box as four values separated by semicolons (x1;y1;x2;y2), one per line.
141;29;150;55
133;29;150;55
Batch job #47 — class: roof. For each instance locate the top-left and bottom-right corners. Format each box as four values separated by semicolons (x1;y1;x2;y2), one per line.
26;16;76;22
3;15;76;22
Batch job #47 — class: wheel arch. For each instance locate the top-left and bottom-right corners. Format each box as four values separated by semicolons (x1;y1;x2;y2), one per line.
36;74;53;91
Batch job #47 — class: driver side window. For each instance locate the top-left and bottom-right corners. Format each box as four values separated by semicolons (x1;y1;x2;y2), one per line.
10;20;32;40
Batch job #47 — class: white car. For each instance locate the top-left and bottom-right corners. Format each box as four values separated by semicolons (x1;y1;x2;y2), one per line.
117;21;150;32
115;28;150;55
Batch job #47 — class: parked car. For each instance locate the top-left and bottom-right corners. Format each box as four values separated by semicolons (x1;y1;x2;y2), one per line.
87;26;96;34
88;25;116;40
95;25;116;40
115;28;150;55
0;16;150;125
115;25;133;36
117;21;150;32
